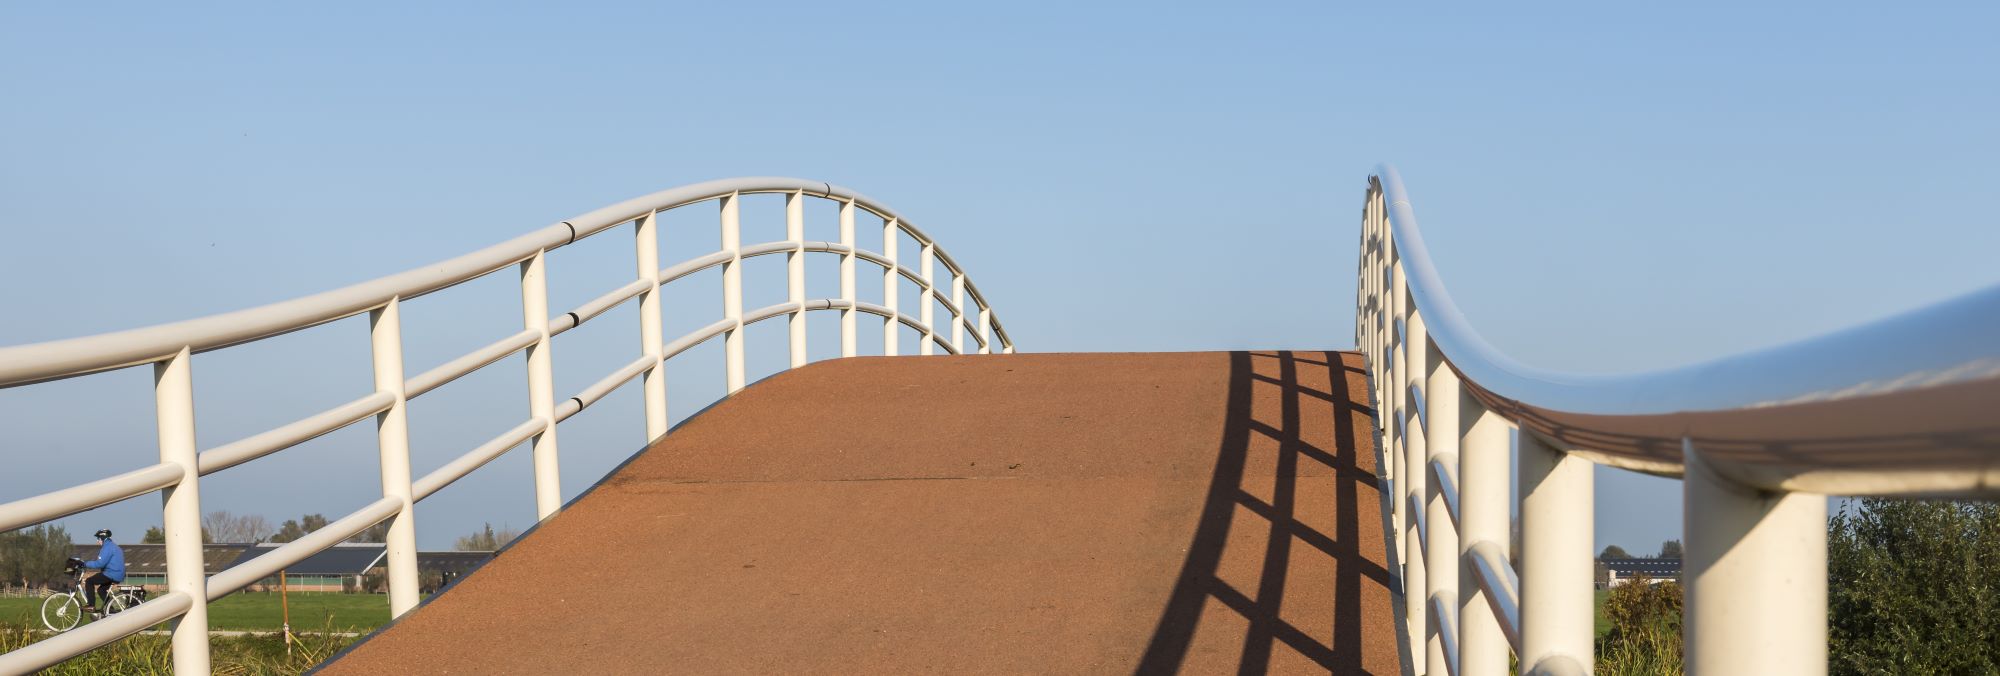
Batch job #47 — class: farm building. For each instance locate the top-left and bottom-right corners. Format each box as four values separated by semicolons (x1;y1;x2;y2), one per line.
1602;557;1682;587
230;543;387;592
70;543;253;591
69;543;495;594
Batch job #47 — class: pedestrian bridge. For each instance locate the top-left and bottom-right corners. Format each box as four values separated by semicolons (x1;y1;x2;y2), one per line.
0;170;1995;675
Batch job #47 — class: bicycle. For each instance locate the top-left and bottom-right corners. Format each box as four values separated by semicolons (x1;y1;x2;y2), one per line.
41;560;147;632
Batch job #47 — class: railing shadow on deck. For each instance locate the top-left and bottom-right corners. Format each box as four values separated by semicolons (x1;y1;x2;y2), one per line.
1138;350;1396;675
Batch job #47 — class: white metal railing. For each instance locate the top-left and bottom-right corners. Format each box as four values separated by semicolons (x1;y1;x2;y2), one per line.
0;177;1014;674
1357;165;2000;676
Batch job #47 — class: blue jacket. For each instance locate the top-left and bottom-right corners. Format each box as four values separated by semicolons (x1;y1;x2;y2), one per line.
82;540;125;582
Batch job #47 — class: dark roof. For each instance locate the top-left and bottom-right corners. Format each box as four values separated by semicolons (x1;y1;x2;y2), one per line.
418;551;492;575
1603;558;1681;576
72;543;252;575
228;543;386;576
72;543;491;578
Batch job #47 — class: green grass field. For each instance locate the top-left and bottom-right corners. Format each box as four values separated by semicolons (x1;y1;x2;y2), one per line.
0;592;389;632
1596;589;1610;637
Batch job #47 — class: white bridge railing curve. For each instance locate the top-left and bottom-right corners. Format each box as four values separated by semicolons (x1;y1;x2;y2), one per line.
0;177;1014;674
1358;166;2000;676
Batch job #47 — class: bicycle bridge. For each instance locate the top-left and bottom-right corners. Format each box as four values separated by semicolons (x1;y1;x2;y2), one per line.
1;170;1996;675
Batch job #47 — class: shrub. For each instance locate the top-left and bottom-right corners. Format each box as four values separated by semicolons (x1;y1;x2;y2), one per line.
1828;498;2000;675
1595;574;1682;675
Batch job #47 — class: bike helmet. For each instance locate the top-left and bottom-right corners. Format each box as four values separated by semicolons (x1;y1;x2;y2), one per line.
94;529;112;540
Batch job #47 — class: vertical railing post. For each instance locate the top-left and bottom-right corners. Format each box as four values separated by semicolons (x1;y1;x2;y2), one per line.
918;243;936;355
634;211;668;441
977;305;992;356
720;192;746;392
520;250;563;519
154;347;210;674
1425;338;1460;676
1683;439;1827;675
1389;251;1408;570
839;199;858;358
950;273;966;354
1517;431;1593;674
1458;403;1512;676
786;190;808;369
1403;304;1430;675
1378;202;1396;439
368;299;421;617
882;218;899;356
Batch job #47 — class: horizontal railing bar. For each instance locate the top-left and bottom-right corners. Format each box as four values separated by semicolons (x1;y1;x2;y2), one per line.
662;317;736;361
413;417;550;501
0;463;183;533
658;250;735;286
928;285;965;322
548;278;652;336
1409;492;1427;554
852;248;894;271
206;496;401;600
931;332;960;355
0;590;193;674
0;177;1015;388
1464;540;1522;652
554;355;657;423
850;302;958;354
1431;457;1460;531
1430;594;1461;676
742;301;805;327
198;391;396;475
1408;381;1426;431
894;264;931;292
1373;165;2000;493
406;329;540;399
737;240;798;258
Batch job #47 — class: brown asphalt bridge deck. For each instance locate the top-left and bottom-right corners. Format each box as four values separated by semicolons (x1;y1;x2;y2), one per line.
320;351;1400;675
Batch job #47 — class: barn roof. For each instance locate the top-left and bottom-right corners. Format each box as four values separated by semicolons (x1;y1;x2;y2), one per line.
227;543;386;576
74;542;489;578
72;543;251;575
1602;558;1682;576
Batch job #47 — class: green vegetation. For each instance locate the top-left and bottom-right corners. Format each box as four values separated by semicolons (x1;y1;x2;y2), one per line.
1594;589;1609;638
1588;499;2000;674
0;592;388;632
207;593;389;632
1828;498;2000;674
1594;577;1681;675
0;619;357;675
1;526;74;588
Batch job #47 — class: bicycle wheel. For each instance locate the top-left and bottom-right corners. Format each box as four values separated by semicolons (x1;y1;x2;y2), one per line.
41;593;82;632
105;592;133;616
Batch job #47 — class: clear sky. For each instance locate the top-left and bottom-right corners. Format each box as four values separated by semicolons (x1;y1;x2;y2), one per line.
2;2;1995;553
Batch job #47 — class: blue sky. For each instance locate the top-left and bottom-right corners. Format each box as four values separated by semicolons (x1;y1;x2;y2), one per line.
2;2;1995;553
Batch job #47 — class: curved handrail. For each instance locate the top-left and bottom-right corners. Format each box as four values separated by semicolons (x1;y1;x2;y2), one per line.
0;177;1014;672
0;177;1012;387
1378;165;2000;495
1365;165;2000;676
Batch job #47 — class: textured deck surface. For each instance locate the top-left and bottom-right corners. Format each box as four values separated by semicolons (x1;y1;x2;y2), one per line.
320;351;1398;675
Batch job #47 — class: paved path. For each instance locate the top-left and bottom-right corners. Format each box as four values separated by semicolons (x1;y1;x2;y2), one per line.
321;351;1398;675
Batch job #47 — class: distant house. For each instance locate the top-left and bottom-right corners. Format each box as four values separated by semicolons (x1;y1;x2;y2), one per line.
1603;558;1681;587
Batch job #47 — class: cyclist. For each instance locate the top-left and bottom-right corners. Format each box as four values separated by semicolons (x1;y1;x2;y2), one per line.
78;529;125;614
